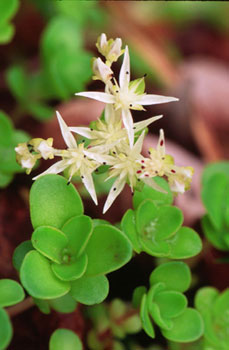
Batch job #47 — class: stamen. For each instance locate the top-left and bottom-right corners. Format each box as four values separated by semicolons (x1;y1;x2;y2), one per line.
90;128;93;131
160;140;164;146
162;157;165;160
145;174;149;177
67;181;71;185
113;151;116;155
137;170;142;174
141;166;145;169
133;127;136;129
148;151;151;155
141;160;145;163
171;169;176;173
130;104;133;107
113;187;116;191
143;73;147;77
84;155;86;158
81;176;84;179
103;162;106;165
126;71;129;74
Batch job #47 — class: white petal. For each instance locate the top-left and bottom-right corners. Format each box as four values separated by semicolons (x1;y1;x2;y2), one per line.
103;176;126;213
84;150;114;164
134;115;163;132
75;91;115;104
70;127;95;139
122;109;134;148
56;111;77;149
157;129;165;157
119;46;130;91
32;160;68;180
132;131;145;155
170;180;185;194
81;173;98;205
142;177;167;193
104;104;118;124
135;94;179;106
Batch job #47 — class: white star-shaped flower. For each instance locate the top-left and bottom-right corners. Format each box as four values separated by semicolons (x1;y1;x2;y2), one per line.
75;46;178;148
33;112;111;205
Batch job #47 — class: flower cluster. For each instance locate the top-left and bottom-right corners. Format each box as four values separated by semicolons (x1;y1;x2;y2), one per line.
15;33;193;213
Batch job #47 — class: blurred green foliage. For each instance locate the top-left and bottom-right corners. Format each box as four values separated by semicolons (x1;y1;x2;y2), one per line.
0;0;19;44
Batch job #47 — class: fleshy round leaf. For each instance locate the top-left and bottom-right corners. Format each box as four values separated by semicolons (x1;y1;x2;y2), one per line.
154;291;187;319
136;200;183;242
195;287;219;314
0;171;13;188
0;22;14;44
0;308;12;350
12;240;34;271
49;294;77;314
85;225;132;277
132;286;147;309
62;215;93;257
202;173;228;230
30;174;83;230
20;251;70;299
33;298;50;314
133;178;172;210
150;262;191;292
51;253;88;281
0;111;13;147
168;227;202;259
0;0;19;24
148;302;173;331
139;235;170;258
0;279;24;307
213;289;229;319
161;308;204;343
202;215;228;251
121;209;142;253
70;275;109;305
140;294;155;339
49;329;82;350
32;226;68;264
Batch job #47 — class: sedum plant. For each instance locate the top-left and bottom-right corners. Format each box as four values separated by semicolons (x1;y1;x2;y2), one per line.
1;33;207;349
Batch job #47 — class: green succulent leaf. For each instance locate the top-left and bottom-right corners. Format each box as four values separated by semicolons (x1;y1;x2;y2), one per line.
140;294;155;339
6;65;28;102
20;251;70;299
0;111;13;147
213;289;229;319
195;287;219;314
161;308;204;343
0;22;14;44
202;214;228;251
33;298;51;314
0;279;24;307
0;172;13;188
132;286;147;309
150;262;191;293
148;301;173;331
62;215;93;257
51;253;88;281
49;294;77;314
0;308;12;350
12;240;34;271
136;200;183;241
70;275;109;305
32;226;68;264
30;174;83;230
84;225;132;277
121;209;142;253
202;173;229;230
0;0;19;24
168;227;202;259
133;178;173;210
154;291;187;319
27;102;54;121
49;329;82;350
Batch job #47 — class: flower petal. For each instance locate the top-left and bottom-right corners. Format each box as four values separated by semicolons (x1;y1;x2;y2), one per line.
132;131;145;155
75;91;115;104
135;94;179;106
84;150;114;164
157;129;165;157
103;176;126;213
56;111;77;149
122;109;134;148
134;115;163;132
70;127;95;139
32;160;68;180
81;172;98;205
119;46;130;91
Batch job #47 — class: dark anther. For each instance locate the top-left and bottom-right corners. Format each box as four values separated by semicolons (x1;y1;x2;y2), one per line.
144;73;147;77
137;179;141;182
81;175;84;179
133;127;136;129
95;169;98;172
171;169;176;174
162;157;165;160
84;155;86;158
113;151;116;155
113;187;116;191
160;140;164;146
126;71;129;74
116;90;119;93
103;162;106;165
130;104;133;107
131;191;134;196
141;166;145;169
82;139;85;143
90;128;93;131
67;181;71;185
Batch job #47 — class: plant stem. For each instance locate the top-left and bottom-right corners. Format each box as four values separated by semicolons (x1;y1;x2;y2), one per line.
7;297;35;318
